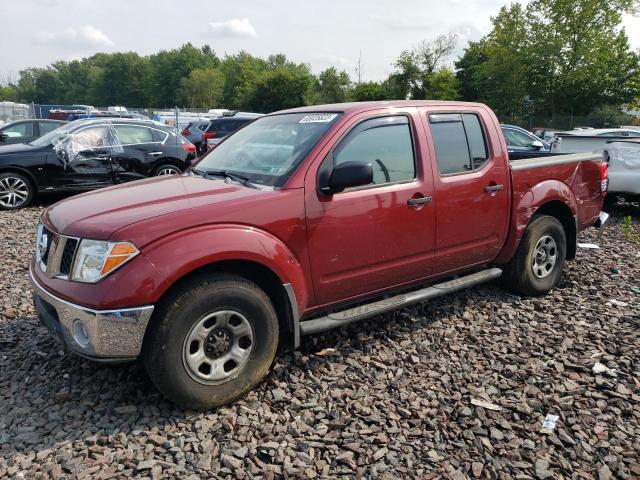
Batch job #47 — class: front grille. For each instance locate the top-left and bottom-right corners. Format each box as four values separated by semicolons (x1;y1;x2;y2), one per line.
59;238;79;276
37;225;79;279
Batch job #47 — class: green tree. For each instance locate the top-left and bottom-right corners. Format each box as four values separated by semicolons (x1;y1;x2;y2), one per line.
0;84;19;102
312;67;351;104
149;43;220;106
246;67;314;113
179;68;224;108
349;81;390;101
455;0;640;120
424;69;460;100
89;52;152;106
220;51;267;109
390;33;457;99
527;0;640;115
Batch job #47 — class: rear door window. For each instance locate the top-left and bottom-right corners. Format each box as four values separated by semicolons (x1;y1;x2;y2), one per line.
429;113;489;175
115;125;154;145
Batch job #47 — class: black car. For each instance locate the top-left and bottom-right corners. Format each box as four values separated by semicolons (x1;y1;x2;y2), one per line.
203;117;255;150
0;118;196;210
0;119;65;145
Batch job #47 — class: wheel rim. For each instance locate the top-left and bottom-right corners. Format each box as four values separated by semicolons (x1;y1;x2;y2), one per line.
182;310;254;385
532;235;557;279
0;176;29;208
157;166;180;176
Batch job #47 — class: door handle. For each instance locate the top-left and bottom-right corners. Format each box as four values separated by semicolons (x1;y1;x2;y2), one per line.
149;151;163;156
407;196;432;206
484;184;504;193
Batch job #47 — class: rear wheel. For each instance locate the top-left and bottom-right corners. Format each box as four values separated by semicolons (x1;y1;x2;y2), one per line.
154;164;182;176
501;215;566;296
143;273;279;409
0;172;34;210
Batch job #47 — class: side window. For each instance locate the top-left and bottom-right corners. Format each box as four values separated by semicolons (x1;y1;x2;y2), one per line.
72;126;107;149
503;128;534;147
334;116;415;185
3;122;34;138
462;114;488;169
429;114;472;174
115;125;154;145
151;129;168;142
39;122;59;135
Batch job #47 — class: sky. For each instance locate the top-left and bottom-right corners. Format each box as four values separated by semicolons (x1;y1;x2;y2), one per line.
1;0;639;83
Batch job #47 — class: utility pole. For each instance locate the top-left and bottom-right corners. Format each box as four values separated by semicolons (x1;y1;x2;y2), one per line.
355;50;363;85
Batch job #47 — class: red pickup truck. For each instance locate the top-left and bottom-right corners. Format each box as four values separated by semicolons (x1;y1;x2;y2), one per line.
31;101;608;408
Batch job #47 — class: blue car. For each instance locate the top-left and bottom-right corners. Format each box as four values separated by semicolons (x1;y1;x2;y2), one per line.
501;124;550;154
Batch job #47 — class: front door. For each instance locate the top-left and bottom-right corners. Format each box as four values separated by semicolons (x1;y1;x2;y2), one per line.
47;125;114;189
425;111;510;274
305;112;436;306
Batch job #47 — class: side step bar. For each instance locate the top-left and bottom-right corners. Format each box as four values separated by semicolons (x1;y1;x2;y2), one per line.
299;268;503;336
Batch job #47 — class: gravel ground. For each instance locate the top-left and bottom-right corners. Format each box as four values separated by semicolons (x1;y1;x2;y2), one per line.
1;202;639;479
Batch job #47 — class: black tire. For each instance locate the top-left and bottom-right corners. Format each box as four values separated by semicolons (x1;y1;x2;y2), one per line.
501;215;566;296
143;273;279;409
0;172;35;210
153;163;182;176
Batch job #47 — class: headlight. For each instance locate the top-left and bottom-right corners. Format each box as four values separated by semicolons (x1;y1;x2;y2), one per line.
71;240;139;283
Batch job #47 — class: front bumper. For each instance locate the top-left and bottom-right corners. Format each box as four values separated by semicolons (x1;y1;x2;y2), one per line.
30;267;154;361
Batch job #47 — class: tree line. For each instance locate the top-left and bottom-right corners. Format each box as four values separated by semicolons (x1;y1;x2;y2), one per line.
1;0;639;125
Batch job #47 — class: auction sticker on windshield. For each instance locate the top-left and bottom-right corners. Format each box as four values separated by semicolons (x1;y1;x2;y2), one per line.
299;113;338;123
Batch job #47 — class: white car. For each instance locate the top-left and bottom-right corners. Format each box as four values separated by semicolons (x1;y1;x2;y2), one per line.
603;139;640;200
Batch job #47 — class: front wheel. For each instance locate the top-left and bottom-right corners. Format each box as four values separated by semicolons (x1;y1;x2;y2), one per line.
143;273;279;409
0;172;34;210
501;215;566;296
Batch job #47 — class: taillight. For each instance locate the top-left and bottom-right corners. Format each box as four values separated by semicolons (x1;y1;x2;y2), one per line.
181;143;196;154
203;132;215;140
600;160;609;194
181;128;191;136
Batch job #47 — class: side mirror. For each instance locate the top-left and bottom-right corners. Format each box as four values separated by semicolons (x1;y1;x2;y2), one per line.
0;133;7;142
321;161;373;194
531;140;544;150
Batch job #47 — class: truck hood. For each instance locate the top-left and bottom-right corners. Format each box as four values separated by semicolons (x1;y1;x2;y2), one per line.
44;175;275;239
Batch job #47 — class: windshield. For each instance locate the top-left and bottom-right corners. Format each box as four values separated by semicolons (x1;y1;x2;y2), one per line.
195;112;342;187
30;119;89;148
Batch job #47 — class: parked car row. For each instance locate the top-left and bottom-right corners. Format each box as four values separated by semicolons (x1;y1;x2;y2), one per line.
0;118;196;209
181;112;263;154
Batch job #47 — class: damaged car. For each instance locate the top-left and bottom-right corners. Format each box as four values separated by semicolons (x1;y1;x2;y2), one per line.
0;118;196;210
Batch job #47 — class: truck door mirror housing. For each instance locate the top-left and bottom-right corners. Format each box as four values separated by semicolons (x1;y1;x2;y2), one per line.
321;161;373;194
531;140;544;150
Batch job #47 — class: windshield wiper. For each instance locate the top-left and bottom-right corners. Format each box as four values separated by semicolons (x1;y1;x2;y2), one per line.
192;168;256;188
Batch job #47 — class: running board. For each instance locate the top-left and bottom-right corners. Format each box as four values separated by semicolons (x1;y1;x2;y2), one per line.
299;268;503;336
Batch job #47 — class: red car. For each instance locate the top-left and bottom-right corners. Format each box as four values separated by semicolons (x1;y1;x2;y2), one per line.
31;101;608;408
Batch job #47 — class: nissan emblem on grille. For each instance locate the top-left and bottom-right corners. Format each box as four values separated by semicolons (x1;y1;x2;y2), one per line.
37;230;48;261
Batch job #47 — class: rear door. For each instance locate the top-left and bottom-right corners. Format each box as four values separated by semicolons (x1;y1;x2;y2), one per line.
425;110;510;274
111;124;165;180
305;110;436;306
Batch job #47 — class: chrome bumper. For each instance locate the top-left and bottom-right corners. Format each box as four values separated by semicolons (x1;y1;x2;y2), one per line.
30;268;154;361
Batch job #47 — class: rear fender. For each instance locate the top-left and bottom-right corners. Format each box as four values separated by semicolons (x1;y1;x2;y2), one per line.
495;180;577;264
142;224;311;315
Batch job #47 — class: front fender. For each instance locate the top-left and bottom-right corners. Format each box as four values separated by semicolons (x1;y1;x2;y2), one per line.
142;224;312;312
495;179;577;264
